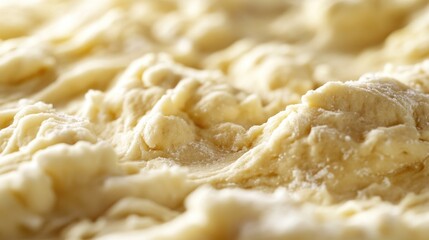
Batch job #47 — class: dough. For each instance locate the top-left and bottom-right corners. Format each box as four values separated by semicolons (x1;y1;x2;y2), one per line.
1;0;429;239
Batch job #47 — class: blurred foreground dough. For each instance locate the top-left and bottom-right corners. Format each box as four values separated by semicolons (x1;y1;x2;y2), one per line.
1;0;429;239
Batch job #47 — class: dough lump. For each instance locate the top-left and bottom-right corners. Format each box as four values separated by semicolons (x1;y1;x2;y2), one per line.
1;0;429;239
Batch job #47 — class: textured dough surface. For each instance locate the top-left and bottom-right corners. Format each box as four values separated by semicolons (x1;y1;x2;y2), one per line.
2;0;429;239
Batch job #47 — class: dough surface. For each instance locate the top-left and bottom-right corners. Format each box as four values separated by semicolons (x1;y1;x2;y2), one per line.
2;0;429;239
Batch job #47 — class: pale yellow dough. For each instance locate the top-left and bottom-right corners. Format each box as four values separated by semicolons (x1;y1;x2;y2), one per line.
2;0;429;239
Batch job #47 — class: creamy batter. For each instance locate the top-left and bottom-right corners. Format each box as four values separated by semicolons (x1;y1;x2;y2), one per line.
2;0;429;239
